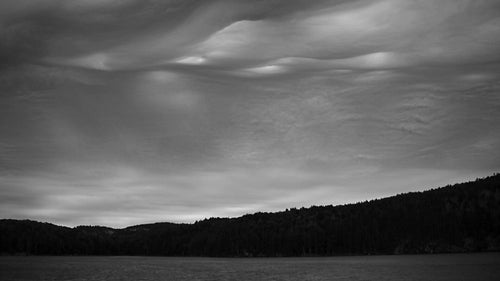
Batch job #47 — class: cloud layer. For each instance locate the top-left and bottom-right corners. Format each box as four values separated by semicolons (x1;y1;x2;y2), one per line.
1;0;500;227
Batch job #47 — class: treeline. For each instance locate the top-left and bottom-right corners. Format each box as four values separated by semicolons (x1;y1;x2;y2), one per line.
1;174;500;256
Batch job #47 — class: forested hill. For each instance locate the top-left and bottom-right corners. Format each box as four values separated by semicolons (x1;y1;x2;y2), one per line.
1;174;500;257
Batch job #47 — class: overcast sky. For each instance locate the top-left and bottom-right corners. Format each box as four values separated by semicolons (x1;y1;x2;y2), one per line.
1;0;500;228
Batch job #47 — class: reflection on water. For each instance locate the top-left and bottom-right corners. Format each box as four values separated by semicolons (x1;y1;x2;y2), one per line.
0;253;499;281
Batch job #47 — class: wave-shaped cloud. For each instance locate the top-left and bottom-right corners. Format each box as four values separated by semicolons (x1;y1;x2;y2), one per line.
1;0;499;227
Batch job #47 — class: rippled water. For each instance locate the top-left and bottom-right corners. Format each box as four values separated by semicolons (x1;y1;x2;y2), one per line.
1;253;499;281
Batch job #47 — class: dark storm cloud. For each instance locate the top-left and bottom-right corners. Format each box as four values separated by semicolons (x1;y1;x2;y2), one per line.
1;0;500;227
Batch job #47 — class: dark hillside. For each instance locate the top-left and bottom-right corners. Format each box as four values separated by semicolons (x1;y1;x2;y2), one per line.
1;174;499;256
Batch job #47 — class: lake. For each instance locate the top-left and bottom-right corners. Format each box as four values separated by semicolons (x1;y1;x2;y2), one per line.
1;253;499;281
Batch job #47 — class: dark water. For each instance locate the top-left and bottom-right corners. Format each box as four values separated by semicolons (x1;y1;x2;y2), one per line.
1;253;499;281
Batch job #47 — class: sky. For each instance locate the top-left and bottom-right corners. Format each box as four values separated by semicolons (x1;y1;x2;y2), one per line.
1;0;500;228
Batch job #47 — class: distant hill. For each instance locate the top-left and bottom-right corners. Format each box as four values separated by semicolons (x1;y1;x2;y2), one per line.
1;174;499;257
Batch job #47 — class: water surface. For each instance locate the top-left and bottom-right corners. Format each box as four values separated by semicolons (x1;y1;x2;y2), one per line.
1;253;499;281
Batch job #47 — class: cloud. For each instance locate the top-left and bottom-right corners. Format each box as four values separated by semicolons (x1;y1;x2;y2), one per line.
3;0;498;71
1;0;500;226
1;161;495;227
